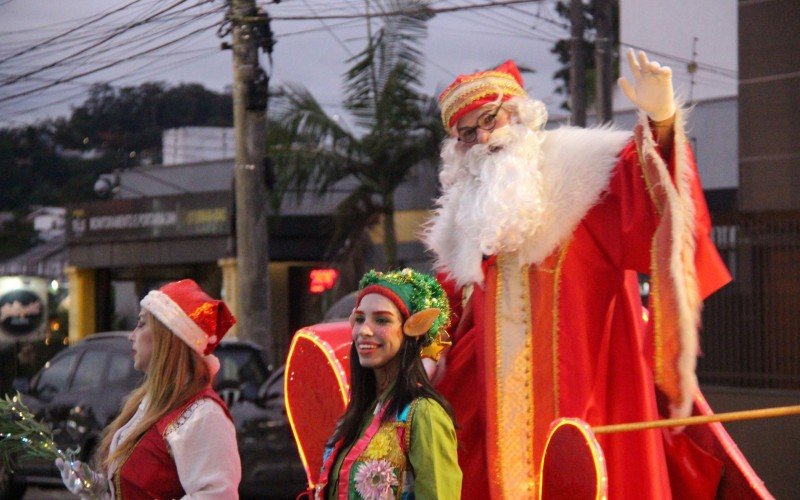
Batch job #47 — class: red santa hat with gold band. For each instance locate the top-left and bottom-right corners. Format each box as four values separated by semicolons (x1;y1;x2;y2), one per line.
438;59;528;132
140;279;236;376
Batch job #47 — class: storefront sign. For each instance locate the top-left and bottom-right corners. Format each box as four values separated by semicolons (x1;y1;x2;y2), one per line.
0;276;47;340
67;192;232;243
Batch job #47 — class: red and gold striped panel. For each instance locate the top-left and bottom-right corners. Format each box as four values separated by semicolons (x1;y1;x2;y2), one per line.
285;323;352;489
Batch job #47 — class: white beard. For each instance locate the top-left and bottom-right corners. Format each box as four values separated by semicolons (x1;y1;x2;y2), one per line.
425;123;546;286
424;115;631;287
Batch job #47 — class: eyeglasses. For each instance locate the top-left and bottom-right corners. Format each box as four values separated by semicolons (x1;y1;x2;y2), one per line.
457;102;504;143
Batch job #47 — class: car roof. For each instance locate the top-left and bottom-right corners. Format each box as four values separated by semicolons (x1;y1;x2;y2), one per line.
219;337;264;351
323;291;357;322
70;331;265;355
74;331;130;344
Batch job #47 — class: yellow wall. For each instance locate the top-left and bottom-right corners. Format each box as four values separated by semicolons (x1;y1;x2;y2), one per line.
218;258;291;348
218;257;239;338
368;209;432;244
64;266;95;342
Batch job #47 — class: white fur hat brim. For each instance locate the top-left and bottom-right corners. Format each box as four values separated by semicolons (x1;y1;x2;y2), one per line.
141;290;209;356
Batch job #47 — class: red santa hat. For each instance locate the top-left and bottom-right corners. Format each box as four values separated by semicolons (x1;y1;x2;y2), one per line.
140;279;236;363
438;59;528;131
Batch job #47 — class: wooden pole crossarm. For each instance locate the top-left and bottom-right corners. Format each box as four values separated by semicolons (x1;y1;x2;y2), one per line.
592;405;800;434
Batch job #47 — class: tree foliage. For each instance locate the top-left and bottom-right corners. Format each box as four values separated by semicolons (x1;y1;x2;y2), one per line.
551;0;620;111
269;0;444;271
52;82;232;165
0;82;233;256
0;127;109;211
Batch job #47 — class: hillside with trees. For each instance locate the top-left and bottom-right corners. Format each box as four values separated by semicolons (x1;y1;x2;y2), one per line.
0;82;233;258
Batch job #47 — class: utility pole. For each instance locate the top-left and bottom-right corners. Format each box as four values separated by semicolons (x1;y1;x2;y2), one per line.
231;0;272;363
594;0;613;123
687;36;699;105
569;0;587;126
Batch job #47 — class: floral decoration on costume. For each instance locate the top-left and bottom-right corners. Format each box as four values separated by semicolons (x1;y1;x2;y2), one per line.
353;459;398;500
362;425;404;466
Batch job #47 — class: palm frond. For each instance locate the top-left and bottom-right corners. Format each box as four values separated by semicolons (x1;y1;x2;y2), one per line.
268;85;363;200
268;1;440;268
344;0;432;130
324;185;383;263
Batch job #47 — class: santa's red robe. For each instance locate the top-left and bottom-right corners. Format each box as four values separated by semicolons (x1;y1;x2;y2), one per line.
432;112;770;499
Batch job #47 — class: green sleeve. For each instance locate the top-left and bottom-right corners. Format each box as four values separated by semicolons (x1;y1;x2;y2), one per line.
408;398;462;499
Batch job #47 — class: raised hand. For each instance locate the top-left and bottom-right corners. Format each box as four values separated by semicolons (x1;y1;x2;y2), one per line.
618;49;676;122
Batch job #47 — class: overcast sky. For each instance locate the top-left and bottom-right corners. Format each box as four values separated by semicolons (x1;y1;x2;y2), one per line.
0;0;736;129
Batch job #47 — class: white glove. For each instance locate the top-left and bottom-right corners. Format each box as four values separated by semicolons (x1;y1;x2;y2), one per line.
55;457;83;495
55;457;109;499
618;49;676;122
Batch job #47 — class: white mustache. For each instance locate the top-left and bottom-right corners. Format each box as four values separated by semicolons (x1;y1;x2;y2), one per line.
462;126;513;160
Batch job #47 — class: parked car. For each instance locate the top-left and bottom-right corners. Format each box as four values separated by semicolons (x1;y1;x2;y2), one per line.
322;291;357;322
0;332;306;500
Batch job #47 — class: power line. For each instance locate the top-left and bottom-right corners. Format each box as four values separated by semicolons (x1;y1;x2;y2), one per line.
0;21;220;104
619;42;736;78
462;0;549;36
0;5;225;115
0;0;552;102
274;18;363;39
1;0;739;126
509;1;569;30
52;6;224;80
0;3;174;69
0;48;221;122
0;0;149;66
266;0;545;21
0;0;164;36
437;0;538;39
8;2;219;83
300;0;354;56
261;0;364;15
431;23;556;42
1;0;201;86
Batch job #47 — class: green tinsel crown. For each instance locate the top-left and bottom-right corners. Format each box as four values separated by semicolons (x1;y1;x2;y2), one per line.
358;268;451;345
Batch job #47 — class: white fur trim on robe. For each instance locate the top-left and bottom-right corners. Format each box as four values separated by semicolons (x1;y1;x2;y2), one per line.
426;126;631;287
635;107;702;419
524;126;631;265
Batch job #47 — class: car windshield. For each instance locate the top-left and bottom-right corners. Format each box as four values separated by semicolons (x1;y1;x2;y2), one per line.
214;347;269;389
32;351;79;401
70;350;107;391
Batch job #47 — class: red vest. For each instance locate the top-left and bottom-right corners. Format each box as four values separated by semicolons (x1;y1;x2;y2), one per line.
114;387;231;499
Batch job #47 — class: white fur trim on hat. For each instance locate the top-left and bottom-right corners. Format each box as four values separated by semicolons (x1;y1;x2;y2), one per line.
141;290;209;356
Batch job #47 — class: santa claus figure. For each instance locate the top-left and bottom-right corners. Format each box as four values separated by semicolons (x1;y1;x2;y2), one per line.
424;50;769;499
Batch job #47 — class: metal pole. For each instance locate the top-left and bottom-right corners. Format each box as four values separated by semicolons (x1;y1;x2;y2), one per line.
231;0;272;362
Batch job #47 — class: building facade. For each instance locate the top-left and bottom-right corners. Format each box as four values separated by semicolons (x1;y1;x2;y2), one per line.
65;132;440;363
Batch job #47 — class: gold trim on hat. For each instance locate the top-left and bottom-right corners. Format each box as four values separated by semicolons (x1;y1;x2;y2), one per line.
439;71;526;129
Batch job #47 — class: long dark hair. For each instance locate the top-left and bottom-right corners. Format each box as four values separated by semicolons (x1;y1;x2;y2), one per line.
329;334;455;449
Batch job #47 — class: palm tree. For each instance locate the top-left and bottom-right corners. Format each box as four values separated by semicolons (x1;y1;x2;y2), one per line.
268;0;443;272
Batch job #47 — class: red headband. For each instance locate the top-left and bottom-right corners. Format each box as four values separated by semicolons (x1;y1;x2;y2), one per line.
356;285;411;319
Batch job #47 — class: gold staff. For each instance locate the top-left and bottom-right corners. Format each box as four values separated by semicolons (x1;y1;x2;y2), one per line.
593;405;800;434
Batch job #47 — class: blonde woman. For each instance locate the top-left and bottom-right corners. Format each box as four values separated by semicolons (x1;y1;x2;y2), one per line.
57;279;240;499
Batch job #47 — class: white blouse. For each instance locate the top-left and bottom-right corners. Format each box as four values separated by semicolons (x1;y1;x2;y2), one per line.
107;396;241;499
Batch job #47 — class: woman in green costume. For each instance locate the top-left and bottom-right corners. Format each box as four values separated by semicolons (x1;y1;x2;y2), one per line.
316;269;462;500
